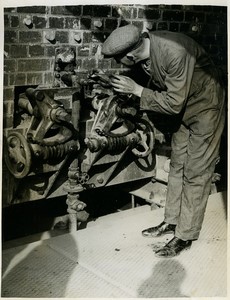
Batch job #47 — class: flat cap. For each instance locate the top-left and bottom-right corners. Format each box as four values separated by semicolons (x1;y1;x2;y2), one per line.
102;24;141;57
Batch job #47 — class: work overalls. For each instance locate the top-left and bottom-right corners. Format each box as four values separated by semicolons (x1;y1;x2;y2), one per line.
140;31;225;240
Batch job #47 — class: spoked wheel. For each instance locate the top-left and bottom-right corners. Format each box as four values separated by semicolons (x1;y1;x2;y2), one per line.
4;132;32;178
132;119;155;158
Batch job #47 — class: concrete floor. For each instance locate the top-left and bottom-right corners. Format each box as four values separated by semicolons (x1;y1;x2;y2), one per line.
1;191;227;298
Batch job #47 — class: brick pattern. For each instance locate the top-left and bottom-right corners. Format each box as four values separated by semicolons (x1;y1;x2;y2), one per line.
3;4;227;129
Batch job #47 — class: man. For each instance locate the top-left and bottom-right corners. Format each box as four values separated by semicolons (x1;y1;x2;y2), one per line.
101;24;225;258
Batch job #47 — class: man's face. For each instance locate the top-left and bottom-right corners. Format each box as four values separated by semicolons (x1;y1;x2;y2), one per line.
115;38;149;66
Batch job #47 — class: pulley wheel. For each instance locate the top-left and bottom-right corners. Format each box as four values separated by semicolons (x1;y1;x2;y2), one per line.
4;132;32;178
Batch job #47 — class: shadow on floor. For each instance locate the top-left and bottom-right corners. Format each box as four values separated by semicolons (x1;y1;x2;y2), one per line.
138;259;188;298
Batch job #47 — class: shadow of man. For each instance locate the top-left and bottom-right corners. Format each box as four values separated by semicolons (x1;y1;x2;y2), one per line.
137;259;188;298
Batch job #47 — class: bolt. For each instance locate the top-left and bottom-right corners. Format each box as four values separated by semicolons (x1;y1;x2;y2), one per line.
9;137;18;148
17;162;24;172
97;175;104;184
35;151;41;157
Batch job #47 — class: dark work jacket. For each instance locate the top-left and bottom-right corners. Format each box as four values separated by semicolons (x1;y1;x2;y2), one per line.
140;31;223;125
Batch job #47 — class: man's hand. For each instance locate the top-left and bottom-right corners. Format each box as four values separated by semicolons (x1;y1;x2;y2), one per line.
111;75;143;98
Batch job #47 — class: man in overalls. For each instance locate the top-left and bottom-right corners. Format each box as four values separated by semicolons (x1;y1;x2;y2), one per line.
102;24;225;258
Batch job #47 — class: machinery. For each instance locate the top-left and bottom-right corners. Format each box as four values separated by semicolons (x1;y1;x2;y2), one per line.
3;47;170;230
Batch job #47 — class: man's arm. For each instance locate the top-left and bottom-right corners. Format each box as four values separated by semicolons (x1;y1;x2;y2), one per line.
140;49;196;115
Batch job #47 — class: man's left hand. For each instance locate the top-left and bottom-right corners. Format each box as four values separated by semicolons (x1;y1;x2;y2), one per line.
111;75;143;98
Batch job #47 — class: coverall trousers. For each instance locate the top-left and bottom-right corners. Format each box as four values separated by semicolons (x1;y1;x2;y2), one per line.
164;69;226;241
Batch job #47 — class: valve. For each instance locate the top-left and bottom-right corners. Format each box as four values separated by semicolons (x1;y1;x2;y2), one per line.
4;132;32;178
132;119;155;158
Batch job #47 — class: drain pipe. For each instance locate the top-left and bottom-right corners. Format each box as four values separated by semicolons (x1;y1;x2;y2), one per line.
64;87;88;232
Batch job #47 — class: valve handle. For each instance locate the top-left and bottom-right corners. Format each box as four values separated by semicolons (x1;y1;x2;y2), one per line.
132;118;155;158
4;132;32;178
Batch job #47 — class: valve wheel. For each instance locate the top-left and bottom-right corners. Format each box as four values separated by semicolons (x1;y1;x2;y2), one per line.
4;132;32;178
132;119;155;158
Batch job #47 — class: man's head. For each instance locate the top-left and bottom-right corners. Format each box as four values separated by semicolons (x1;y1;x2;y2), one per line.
102;24;150;66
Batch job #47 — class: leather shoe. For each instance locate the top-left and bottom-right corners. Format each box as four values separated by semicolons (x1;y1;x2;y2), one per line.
155;236;192;258
142;221;176;237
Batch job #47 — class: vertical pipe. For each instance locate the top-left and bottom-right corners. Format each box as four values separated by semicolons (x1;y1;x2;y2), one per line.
67;88;82;232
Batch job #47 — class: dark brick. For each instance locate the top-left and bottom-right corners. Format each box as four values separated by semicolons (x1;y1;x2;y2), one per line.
27;73;43;85
19;31;42;43
133;8;138;19
46;46;56;57
83;32;92;43
65;17;80;29
4;31;17;43
147;5;159;9
192;35;204;45
17;6;46;13
119;20;130;27
208;45;219;55
112;7;120;18
18;59;50;72
105;18;118;31
44;72;53;85
4;45;10;55
81;18;92;30
9;73;27;85
212;6;227;13
171;5;183;10
49;17;65;29
4;59;17;72
206;13;227;25
4;15;10;27
98;58;111;69
159;4;170;9
51;6;82;15
11;16;19;27
33;16;47;29
82;58;96;69
4;88;14;100
157;22;169;30
163;10;184;22
204;35;223;45
119;7;132;19
192;5;201;11
64;5;82;16
4;8;17;13
4;74;9;86
93;5;111;17
169;22;179;32
10;45;27;58
78;45;90;56
29;45;44;57
55;31;69;43
83;5;93;16
180;22;190;32
3;101;14;115
185;11;205;22
139;8;161;20
92;31;105;43
3;115;14;128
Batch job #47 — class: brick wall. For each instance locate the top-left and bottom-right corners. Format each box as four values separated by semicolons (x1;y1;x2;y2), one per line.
3;4;227;129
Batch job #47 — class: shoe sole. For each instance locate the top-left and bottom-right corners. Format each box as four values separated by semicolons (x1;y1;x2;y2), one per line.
142;230;175;238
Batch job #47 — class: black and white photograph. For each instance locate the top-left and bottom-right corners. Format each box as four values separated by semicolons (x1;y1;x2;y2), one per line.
0;0;228;298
